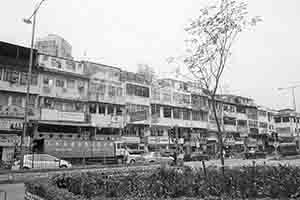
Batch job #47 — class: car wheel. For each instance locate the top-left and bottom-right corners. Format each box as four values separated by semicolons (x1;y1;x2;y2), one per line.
149;160;155;163
60;165;67;168
22;166;30;170
129;159;136;165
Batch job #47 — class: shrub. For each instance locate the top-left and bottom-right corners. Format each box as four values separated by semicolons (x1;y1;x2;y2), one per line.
25;164;300;199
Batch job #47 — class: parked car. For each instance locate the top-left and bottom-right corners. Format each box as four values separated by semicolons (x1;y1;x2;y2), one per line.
244;150;266;159
126;152;146;164
184;152;210;161
160;149;175;157
13;154;72;170
142;152;174;164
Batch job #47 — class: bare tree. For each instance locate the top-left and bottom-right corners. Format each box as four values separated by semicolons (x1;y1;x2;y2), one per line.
183;0;261;175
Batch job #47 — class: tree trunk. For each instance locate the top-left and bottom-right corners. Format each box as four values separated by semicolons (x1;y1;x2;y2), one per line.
211;96;225;176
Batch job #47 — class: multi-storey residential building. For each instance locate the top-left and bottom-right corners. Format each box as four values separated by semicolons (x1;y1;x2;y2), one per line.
0;41;39;161
35;34;72;59
121;71;151;150
33;53;90;140
148;78;209;153
84;61;125;142
274;109;300;139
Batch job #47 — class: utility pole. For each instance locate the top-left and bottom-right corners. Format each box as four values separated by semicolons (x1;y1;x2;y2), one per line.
278;85;300;150
21;0;47;168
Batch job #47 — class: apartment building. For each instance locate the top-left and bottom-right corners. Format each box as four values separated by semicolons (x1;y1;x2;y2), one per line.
33;53;91;140
274;109;300;140
84;61;125;142
35;34;72;59
0;42;39;161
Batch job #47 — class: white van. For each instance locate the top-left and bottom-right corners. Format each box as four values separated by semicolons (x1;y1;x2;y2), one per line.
13;154;72;170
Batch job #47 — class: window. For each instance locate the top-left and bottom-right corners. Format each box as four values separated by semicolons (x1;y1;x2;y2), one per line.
259;122;268;128
224;104;235;113
236;106;246;113
64;103;74;112
274;117;281;123
108;85;116;97
116;87;122;96
163;106;171;118
54;102;63;111
99;103;106;114
192;111;201;121
151;88;160;100
66;60;76;71
151;105;160;117
28;95;36;108
162;92;171;103
282;117;290;123
67;79;75;89
107;104;114;115
126;84;149;97
116;105;123;116
223;117;236;125
182;109;190;120
56;79;65;88
43;76;51;86
43;55;49;61
173;108;181;119
248;120;258;128
89;103;97;114
11;95;23;107
247;108;258;120
237;120;247;126
258;110;267;117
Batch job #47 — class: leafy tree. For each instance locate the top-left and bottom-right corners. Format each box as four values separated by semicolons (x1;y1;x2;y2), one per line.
183;0;262;175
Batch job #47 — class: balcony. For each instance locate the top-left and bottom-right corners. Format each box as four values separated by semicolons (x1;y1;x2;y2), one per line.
151;117;208;129
90;114;124;128
41;108;86;122
125;95;150;106
41;86;87;101
0;80;40;94
89;93;125;105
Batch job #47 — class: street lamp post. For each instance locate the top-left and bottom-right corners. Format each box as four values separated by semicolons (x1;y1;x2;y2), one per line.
21;0;46;168
278;85;300;150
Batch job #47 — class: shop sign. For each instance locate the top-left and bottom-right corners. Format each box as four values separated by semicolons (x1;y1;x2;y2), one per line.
0;105;25;118
121;136;140;144
148;136;173;145
0;118;23;130
41;109;85;122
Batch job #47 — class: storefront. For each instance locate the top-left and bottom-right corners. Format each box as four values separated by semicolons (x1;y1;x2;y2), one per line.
0;134;20;161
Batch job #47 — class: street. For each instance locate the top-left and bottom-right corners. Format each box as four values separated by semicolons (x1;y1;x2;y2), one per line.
1;157;300;200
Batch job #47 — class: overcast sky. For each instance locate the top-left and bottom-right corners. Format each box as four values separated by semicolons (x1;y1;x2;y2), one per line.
1;0;300;111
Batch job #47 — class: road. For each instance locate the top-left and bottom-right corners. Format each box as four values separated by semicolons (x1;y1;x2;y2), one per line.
2;158;300;200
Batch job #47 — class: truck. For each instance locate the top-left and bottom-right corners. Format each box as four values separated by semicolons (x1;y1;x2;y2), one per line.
32;138;128;164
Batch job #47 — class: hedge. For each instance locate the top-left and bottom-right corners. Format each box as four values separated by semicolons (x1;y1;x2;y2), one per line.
25;164;300;200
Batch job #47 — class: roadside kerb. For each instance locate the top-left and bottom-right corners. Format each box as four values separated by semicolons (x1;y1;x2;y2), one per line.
0;164;160;184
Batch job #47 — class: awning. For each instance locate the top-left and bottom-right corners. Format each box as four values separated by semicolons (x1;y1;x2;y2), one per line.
37;120;94;127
